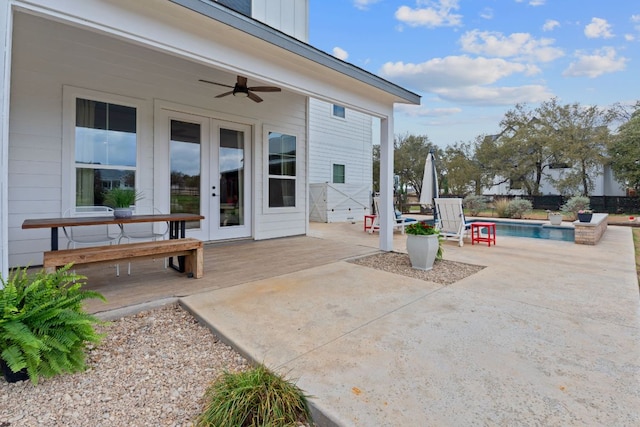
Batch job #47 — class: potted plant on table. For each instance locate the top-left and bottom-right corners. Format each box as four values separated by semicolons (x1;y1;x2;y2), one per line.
405;221;443;271
104;187;143;218
0;265;105;384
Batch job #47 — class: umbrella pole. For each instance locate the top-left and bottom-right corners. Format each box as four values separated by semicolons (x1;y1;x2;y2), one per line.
430;149;438;225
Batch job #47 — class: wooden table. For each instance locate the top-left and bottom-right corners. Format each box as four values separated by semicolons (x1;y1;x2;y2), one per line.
22;213;204;272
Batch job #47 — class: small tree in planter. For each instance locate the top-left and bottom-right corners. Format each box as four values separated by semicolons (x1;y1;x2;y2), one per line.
0;265;105;384
405;221;443;271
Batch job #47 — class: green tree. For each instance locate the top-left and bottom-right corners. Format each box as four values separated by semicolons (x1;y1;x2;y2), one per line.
393;134;440;200
372;144;380;193
609;108;640;193
539;99;614;196
442;140;487;196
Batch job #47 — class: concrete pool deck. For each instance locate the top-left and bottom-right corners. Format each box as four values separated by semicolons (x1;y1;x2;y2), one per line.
181;222;640;426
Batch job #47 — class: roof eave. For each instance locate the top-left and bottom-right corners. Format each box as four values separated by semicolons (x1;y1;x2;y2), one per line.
168;0;420;105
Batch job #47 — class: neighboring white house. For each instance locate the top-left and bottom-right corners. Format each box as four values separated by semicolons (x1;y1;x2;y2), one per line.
484;165;626;196
0;0;419;275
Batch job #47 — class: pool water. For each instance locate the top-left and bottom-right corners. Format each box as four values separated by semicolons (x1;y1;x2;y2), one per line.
470;220;574;242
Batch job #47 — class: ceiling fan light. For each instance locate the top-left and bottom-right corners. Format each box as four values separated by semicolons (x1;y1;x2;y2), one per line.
233;91;249;98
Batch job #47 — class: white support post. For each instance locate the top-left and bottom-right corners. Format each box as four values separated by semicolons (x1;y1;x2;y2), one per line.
378;116;394;251
0;2;12;280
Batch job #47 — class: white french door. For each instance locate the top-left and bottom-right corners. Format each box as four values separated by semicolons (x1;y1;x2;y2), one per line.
158;108;252;242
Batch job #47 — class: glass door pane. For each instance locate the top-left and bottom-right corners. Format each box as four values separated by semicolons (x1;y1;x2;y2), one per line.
219;128;244;227
170;120;201;229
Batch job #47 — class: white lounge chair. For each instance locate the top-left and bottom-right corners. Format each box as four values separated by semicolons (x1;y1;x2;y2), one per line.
369;197;418;235
434;198;471;246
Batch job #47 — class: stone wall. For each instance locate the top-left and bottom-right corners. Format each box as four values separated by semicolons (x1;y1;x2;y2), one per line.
574;213;608;245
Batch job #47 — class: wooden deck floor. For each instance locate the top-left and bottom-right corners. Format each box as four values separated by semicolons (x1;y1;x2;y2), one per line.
75;234;379;314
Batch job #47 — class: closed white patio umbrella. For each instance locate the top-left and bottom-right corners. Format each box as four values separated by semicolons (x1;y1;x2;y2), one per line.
419;150;439;222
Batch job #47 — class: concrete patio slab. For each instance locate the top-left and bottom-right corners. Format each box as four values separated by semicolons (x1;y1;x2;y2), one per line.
181;223;640;426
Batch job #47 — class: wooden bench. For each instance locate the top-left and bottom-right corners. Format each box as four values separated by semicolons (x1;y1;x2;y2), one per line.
43;238;204;278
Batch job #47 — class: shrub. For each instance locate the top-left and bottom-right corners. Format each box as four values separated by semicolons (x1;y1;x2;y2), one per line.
493;198;511;218
463;195;487;216
560;196;591;220
506;198;533;219
0;265;105;384
197;364;312;427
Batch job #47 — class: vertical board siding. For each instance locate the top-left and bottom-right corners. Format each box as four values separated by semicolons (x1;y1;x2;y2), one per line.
8;12;306;267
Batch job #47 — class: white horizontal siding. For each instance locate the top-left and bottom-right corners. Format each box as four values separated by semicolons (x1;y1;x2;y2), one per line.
308;98;372;187
8;12;307;267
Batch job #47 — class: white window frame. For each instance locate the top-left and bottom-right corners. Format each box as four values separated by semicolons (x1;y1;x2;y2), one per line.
332;163;346;184
263;126;300;212
62;86;143;211
331;104;346;120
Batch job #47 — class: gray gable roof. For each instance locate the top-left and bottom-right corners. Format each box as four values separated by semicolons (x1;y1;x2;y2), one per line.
169;0;420;105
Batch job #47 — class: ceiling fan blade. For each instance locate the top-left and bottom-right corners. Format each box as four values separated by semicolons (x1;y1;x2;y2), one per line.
199;79;234;89
247;92;263;103
215;90;234;98
247;86;281;93
237;76;248;87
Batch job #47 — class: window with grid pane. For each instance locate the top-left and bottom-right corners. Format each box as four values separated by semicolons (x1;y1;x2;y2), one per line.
75;98;137;206
332;164;345;183
268;132;296;207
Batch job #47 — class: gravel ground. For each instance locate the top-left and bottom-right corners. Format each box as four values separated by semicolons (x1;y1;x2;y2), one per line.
349;251;485;285
0;304;249;427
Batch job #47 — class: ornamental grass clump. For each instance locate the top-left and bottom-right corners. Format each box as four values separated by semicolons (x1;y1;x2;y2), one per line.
0;265;105;384
196;364;312;427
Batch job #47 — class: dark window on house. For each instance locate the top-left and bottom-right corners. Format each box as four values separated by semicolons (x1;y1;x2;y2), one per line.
215;0;251;16
332;104;346;119
332;164;345;183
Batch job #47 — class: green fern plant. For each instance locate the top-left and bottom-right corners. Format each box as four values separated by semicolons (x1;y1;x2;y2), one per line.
0;265;105;384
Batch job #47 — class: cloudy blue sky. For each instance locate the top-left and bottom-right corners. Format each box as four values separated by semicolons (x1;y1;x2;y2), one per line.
309;0;639;148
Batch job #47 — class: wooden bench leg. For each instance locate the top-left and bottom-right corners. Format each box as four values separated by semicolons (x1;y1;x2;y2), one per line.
184;247;204;279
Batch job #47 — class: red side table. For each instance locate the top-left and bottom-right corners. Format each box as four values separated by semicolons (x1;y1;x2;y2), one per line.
364;215;376;232
471;222;496;246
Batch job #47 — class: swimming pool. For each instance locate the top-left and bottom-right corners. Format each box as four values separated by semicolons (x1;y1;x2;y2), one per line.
469;220;574;242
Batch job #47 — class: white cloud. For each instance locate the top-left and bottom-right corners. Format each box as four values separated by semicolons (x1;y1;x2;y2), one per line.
353;0;381;10
395;104;462;117
542;19;560;32
563;47;628;78
395;0;463;28
479;8;493;20
631;14;640;23
379;56;554;105
459;30;564;62
624;34;635;42
332;47;349;60
529;0;545;6
584;17;614;39
433;85;553;105
380;56;531;90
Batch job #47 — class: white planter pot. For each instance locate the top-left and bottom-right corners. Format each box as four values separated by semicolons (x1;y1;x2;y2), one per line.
406;234;439;271
548;213;562;226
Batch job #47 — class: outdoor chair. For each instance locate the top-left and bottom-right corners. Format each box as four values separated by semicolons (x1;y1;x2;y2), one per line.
368;197;418;234
118;206;170;275
434;198;471;246
62;206;122;275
